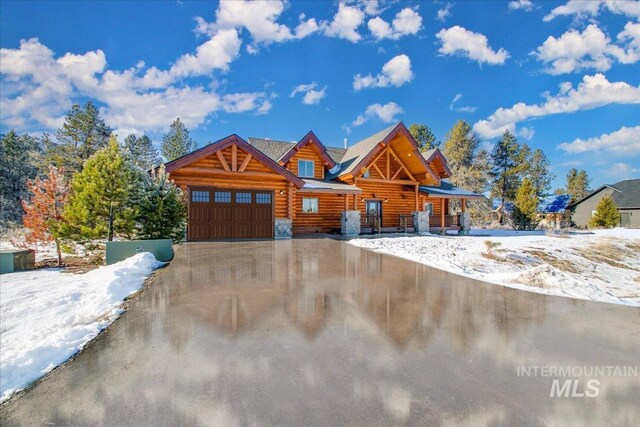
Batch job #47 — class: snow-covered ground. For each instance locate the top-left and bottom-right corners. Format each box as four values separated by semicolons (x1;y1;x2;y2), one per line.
349;228;640;306
0;253;163;402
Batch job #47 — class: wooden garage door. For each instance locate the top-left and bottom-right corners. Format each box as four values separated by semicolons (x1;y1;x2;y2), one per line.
188;187;274;240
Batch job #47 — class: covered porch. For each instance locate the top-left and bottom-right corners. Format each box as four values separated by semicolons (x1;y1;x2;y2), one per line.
419;182;485;234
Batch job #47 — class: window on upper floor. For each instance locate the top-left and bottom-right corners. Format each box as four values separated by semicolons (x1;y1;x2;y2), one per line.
298;160;315;178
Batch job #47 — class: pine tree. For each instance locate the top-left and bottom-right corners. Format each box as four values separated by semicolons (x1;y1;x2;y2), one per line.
45;102;112;175
21;166;69;265
526;148;554;198
408;123;438;151
566;168;591;202
512;178;539;230
442;120;479;168
135;165;187;242
61;136;138;241
123;134;160;170
490;130;522;223
589;194;620;228
161;118;197;161
441;121;490;223
0;131;41;226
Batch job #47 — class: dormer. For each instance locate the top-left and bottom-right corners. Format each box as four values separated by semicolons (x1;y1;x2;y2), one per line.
279;131;337;180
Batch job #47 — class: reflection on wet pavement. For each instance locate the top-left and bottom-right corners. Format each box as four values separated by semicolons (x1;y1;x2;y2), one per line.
2;239;639;426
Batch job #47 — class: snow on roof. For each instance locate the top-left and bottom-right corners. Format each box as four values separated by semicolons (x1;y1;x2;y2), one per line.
420;181;484;198
300;179;362;193
538;194;572;213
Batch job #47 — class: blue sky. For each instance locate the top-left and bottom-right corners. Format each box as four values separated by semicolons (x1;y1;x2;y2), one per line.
1;0;639;189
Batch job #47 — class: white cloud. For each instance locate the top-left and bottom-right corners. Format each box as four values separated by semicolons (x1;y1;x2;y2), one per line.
290;82;327;105
352;102;403;126
473;74;640;138
436;3;452;22
436;26;510;65
544;0;640;22
602;162;639;179
368;8;422;40
532;23;640;75
353;54;413;90
508;0;534;11
360;0;383;16
0;35;270;135
449;93;477;113
321;2;365;42
518;126;535;140
558;125;640;154
294;14;320;39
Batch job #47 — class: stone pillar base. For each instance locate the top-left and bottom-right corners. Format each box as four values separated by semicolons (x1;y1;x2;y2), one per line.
275;218;292;239
412;211;430;235
341;210;361;236
459;212;471;235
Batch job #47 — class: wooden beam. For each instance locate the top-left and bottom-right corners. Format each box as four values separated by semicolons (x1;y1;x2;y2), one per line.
354;193;358;210
441;198;445;228
391;167;403;180
387;145;416;181
238;153;252;172
175;167;288;181
358;177;417;185
231;144;237;172
414;186;418;211
216;151;231;172
361;144;388;177
288;183;294;219
372;162;385;179
386;148;390;180
462;199;466;212
344;194;348;210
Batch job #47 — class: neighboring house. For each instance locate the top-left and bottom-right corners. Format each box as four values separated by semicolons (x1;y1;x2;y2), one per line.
537;194;572;229
568;179;640;228
164;122;483;240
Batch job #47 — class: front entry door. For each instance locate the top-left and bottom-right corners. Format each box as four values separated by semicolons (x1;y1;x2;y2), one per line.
365;200;382;228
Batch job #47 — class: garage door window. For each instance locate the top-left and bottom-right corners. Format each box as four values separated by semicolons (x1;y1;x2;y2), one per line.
302;198;319;213
236;192;252;203
192;191;209;202
256;193;271;204
214;192;231;203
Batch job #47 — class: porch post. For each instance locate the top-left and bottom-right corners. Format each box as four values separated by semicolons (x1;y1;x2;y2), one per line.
461;198;466;212
440;198;445;229
459;198;471;236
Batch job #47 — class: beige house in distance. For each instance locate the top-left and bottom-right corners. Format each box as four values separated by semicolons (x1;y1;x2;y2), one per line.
568;179;640;228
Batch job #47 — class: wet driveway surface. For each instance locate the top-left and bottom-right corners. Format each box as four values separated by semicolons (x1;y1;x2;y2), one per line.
1;239;639;426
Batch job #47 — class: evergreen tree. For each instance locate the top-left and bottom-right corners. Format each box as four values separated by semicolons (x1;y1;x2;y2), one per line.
21;166;69;265
408;123;438;151
135;165;187;242
442;120;479;168
161;118;197;161
123;134;160;170
61;136;138;241
566;168;591;202
0;131;41;226
511;178;539;230
441;120;490;223
45;102;112;175
526;148;554;198
490;130;522;223
589;194;620;228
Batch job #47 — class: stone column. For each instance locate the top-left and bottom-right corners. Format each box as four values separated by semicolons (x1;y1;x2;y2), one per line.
275;218;292;239
459;212;471;236
412;211;429;235
341;210;361;236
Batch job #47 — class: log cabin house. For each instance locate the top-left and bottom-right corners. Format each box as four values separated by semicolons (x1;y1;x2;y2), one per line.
164;122;483;240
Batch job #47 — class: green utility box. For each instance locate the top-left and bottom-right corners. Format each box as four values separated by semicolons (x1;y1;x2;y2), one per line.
0;249;36;274
105;239;174;265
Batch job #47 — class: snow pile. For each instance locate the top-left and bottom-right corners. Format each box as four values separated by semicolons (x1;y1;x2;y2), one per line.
0;253;163;402
349;229;640;306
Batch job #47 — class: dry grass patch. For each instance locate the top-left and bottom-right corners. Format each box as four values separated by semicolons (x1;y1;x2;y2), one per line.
522;249;579;274
575;241;638;270
625;241;640;252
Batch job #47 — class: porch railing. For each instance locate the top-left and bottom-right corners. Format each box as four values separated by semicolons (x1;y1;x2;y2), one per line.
399;214;414;232
362;214;381;233
429;214;461;228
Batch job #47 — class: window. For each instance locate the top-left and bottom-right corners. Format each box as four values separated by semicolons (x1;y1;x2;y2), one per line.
423;202;433;216
256;193;271;204
362;169;370;178
236;192;252;203
214;191;231;203
191;191;209;202
302;198;318;213
298;160;315;178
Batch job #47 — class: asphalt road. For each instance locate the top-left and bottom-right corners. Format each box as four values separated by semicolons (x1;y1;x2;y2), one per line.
2;239;639;426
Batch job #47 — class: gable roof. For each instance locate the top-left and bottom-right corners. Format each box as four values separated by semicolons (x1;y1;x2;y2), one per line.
610;179;640;208
421;148;452;178
164;134;305;188
278;131;337;167
333;122;440;182
538;194;572;213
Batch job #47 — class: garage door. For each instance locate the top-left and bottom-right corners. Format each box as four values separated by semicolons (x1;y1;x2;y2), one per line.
188;187;274;240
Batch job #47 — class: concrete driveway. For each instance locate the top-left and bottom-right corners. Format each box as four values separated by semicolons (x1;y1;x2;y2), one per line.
2;239;639;426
